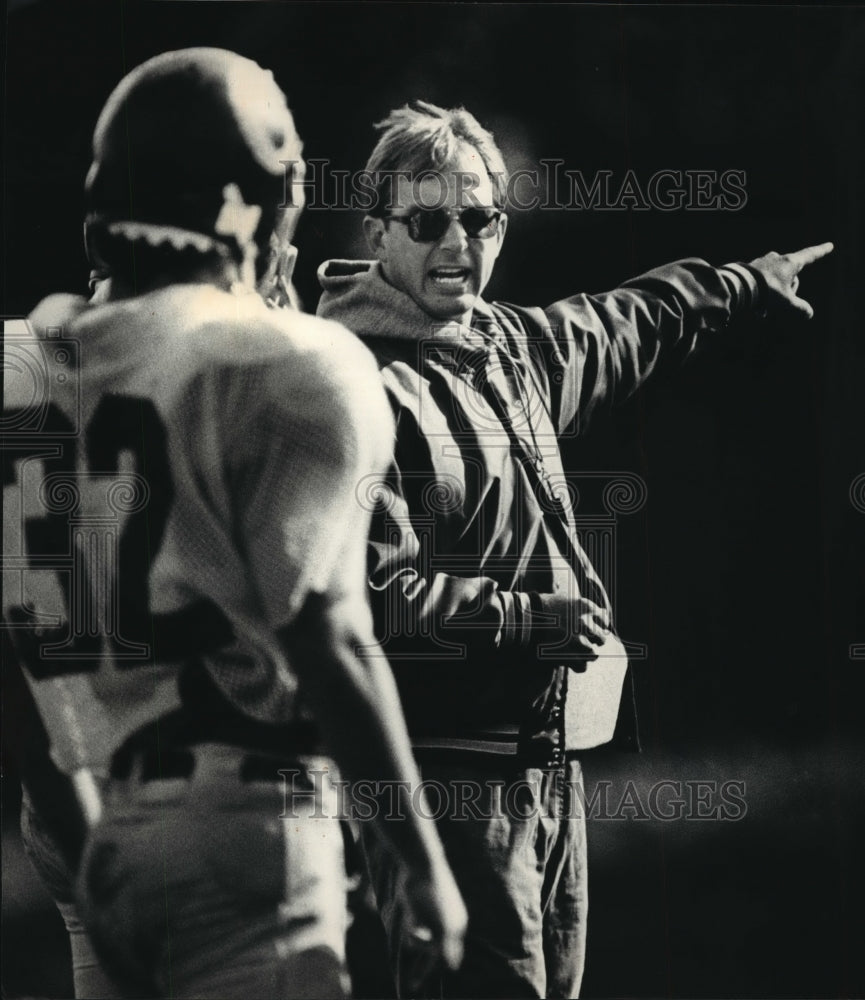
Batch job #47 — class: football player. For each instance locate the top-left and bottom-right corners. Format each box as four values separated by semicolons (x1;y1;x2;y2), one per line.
3;48;465;998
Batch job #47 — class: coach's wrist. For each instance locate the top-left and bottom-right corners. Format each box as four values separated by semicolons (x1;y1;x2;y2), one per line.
719;262;766;313
495;591;533;647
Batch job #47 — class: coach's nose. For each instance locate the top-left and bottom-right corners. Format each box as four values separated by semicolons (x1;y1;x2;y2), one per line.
439;215;469;251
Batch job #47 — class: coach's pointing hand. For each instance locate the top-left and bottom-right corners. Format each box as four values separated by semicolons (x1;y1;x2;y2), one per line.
749;242;834;320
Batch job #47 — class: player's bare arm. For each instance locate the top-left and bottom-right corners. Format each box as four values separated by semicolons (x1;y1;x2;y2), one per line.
280;592;467;980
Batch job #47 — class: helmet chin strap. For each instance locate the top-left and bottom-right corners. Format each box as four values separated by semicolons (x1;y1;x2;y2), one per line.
258;243;299;308
215;183;262;290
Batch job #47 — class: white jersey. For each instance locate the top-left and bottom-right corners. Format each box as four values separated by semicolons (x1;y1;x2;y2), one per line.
3;285;393;775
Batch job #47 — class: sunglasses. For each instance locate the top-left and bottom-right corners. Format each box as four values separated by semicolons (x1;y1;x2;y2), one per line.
384;206;504;243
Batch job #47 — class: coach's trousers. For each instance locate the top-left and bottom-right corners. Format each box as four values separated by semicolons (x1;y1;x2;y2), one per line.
76;745;351;999
364;755;588;999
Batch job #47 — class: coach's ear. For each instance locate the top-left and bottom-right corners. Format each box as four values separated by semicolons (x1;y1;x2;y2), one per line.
363;215;388;260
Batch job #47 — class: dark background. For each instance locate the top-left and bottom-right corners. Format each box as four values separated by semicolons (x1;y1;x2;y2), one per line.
3;2;864;997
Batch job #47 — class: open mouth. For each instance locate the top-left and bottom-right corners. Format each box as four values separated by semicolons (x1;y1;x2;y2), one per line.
429;266;471;288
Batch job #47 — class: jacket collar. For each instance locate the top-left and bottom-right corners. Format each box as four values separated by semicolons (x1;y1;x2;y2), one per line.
317;258;499;348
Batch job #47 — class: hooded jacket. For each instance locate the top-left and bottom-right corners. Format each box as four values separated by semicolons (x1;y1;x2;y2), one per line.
317;257;760;763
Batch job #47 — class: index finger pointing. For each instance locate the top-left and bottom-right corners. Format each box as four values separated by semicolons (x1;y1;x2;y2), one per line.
787;241;834;270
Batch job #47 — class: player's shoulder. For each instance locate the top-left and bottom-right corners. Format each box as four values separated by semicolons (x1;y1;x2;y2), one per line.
4;295;90;411
12;293;91;343
274;311;393;446
162;286;389;434
267;305;383;385
157;285;377;380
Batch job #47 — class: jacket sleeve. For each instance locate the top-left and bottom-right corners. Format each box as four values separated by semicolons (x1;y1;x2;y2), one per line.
518;257;761;434
369;477;597;657
367;465;514;661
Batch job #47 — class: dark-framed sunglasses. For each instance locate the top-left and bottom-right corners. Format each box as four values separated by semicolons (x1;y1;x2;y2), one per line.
384;206;504;243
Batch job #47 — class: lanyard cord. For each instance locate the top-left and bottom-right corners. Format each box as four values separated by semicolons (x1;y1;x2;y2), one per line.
468;322;611;613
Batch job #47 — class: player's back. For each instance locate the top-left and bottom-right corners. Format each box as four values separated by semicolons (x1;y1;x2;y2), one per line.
4;283;392;775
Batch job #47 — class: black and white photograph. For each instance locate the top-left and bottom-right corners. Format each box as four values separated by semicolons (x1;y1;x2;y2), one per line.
3;2;864;998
